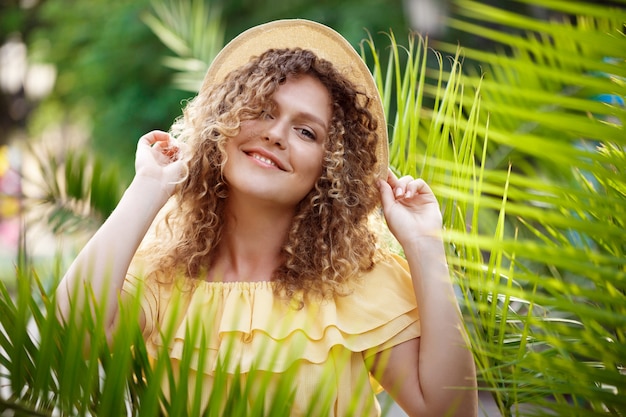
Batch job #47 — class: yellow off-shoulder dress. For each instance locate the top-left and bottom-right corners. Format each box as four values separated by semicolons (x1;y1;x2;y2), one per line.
124;253;420;416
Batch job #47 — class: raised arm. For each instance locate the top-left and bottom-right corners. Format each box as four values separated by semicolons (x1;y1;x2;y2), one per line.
55;131;186;331
376;169;478;417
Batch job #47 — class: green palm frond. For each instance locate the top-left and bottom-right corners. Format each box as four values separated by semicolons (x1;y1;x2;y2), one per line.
141;0;224;92
364;0;625;415
4;0;626;416
365;0;625;415
0;265;392;416
21;142;125;236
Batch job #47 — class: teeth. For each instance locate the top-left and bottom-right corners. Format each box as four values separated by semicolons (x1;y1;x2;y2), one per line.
252;153;276;167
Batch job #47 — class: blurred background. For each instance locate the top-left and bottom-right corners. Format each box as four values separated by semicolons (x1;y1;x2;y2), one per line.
1;2;625;416
0;0;622;269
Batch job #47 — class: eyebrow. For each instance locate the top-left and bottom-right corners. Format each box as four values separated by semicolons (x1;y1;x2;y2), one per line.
298;111;329;134
271;98;330;134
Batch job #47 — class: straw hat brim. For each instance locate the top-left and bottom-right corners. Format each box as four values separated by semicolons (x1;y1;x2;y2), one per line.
201;19;388;180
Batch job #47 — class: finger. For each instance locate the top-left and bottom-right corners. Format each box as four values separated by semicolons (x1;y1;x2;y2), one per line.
391;175;417;200
385;169;406;198
160;141;179;161
377;179;396;209
147;135;183;163
139;130;170;148
404;178;424;199
386;168;400;187
397;175;415;194
163;138;189;162
406;178;437;202
413;178;433;195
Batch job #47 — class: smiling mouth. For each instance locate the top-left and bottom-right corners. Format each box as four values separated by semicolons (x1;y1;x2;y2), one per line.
247;152;283;170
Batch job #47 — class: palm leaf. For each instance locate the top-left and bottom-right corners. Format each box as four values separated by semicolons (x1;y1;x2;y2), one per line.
141;0;224;92
365;0;624;415
387;0;625;415
4;0;626;416
21;142;125;237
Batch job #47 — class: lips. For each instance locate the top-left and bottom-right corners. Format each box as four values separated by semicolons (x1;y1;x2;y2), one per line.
251;152;277;166
244;149;286;171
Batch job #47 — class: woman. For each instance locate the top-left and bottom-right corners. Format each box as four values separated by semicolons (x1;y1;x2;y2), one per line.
57;19;477;417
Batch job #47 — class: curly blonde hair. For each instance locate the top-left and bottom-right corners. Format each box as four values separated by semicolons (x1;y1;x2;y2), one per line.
140;48;385;300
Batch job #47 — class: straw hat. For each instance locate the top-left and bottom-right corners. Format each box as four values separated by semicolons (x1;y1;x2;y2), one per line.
200;19;388;179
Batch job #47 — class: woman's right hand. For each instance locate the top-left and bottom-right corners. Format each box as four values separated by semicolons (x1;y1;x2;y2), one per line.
135;130;188;198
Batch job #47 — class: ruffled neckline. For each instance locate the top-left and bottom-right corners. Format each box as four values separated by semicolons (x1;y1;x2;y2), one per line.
143;254;420;375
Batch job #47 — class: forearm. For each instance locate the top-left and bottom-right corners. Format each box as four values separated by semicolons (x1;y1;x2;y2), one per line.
55;176;169;327
404;236;477;415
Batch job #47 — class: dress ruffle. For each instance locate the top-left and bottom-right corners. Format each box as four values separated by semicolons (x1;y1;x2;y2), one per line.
139;253;420;376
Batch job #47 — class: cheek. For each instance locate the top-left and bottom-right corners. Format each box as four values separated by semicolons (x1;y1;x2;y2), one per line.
222;140;242;177
305;148;325;178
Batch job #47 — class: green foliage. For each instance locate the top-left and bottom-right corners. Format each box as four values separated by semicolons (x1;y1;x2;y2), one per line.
0;261;391;416
23;143;125;235
2;0;626;416
141;0;225;92
1;257;147;416
218;0;409;51
27;0;192;180
364;0;625;415
6;0;410;177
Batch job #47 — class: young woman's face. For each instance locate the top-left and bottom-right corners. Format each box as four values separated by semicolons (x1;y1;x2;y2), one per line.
223;74;331;209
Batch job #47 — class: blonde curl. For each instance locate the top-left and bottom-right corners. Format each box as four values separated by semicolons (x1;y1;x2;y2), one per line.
138;48;385;302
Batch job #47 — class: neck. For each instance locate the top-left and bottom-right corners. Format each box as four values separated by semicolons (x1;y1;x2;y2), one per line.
211;195;296;283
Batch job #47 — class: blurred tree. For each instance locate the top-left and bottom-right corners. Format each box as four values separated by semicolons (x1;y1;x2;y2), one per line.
3;0;410;238
1;1;625;416
27;0;191;180
0;0;44;146
10;0;410;183
220;0;409;48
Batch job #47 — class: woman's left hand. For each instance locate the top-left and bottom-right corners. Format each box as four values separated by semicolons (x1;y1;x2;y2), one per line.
378;169;443;246
377;169;479;417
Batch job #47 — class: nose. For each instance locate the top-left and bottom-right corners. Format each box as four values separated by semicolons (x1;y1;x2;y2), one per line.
263;119;287;149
